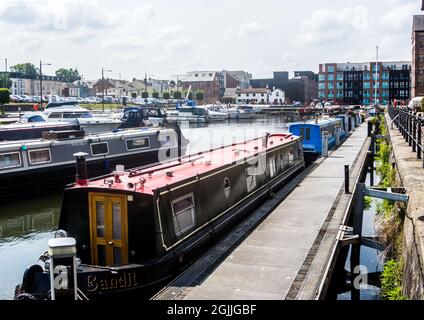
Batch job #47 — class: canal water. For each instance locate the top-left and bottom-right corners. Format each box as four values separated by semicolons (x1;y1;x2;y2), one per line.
327;165;384;300
0;117;292;300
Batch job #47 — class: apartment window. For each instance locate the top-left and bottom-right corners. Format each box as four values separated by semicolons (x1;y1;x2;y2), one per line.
328;83;334;89
363;82;371;89
91;142;109;156
319;83;325;90
126;137;150;150
0;152;21;170
328;74;334;81
328;66;335;73
336;73;344;81
172;194;196;236
319;74;326;81
29;149;51;165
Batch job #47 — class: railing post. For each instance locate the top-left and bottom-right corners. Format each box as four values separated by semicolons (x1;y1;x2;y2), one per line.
367;120;373;137
344;165;350;194
409;111;413;147
413;113;417;153
418;117;422;160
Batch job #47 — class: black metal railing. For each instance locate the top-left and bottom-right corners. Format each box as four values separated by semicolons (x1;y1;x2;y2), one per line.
388;105;424;167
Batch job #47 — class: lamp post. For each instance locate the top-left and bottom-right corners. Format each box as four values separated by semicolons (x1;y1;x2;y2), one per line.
4;58;8;89
102;67;112;112
40;61;52;108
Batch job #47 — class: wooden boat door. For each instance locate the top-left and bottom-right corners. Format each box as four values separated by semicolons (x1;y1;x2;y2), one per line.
89;193;128;266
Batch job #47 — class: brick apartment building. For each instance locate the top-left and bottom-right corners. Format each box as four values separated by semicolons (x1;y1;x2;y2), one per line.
181;71;225;103
318;62;411;105
412;15;424;97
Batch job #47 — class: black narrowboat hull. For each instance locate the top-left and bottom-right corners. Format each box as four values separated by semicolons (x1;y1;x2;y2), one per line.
16;160;304;300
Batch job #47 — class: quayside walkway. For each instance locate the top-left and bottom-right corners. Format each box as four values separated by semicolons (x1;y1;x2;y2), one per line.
154;122;370;300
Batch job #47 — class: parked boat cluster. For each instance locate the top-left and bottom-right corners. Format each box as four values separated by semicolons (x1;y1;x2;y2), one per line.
0;100;367;300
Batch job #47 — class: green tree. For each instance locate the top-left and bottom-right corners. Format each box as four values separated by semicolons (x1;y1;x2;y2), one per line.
420;97;424;113
131;93;137;98
152;91;159;99
55;68;81;82
142;91;149;99
163;92;171;99
0;88;10;115
173;91;182;99
10;63;38;76
0;74;12;89
195;91;204;101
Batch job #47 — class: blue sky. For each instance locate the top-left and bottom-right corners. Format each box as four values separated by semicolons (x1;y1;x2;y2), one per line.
0;0;422;80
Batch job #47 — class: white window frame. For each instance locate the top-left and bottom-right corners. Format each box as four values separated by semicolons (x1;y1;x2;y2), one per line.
171;193;196;236
0;152;22;170
125;137;151;151
90;142;109;156
28;148;52;165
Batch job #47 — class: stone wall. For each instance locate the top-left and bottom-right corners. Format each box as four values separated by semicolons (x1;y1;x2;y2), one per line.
386;113;424;299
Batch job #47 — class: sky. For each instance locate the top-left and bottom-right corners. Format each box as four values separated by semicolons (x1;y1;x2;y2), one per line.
0;0;422;81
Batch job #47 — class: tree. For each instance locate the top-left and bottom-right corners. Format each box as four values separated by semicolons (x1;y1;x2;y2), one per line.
142;91;149;99
131;93;137;98
55;68;81;83
0;74;12;89
184;92;193;100
173;91;182;99
0;88;10;115
152;91;159;99
195;91;204;101
10;63;38;76
169;80;176;87
163;92;171;100
421;97;424;113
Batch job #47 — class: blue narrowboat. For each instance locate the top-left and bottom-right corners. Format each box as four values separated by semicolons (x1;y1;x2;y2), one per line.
289;118;346;154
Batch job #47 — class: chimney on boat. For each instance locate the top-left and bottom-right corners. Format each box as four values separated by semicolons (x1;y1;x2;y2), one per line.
73;152;89;186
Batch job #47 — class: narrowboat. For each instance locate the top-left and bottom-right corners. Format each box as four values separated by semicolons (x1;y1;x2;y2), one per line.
0;113;80;141
0;125;187;202
15;132;304;300
289;118;346;154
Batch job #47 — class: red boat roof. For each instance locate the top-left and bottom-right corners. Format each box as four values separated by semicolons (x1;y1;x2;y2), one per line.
73;133;298;195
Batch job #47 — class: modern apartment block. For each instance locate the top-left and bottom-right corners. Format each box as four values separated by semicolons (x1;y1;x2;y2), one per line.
412;15;424;97
318;62;411;105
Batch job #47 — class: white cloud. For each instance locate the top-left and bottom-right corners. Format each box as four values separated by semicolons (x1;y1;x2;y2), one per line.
298;6;368;45
237;22;264;37
381;2;417;31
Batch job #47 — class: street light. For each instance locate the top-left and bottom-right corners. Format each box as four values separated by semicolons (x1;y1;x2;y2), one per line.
4;58;8;89
102;67;112;112
40;60;52;107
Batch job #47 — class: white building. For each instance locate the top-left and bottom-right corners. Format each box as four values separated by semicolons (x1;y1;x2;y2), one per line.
236;88;285;104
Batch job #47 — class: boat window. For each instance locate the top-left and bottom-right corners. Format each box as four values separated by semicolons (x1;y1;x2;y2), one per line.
91;142;109;156
246;167;257;192
289;150;294;166
29;149;51;165
96;201;106;238
300;128;304;139
306;128;311;141
223;177;231;199
172;194;196;236
159;135;173;146
147;109;159;117
80;112;93;118
112;202;122;240
0;152;21;170
48;112;62;119
126;137;150;150
27;115;45;123
269;157;276;178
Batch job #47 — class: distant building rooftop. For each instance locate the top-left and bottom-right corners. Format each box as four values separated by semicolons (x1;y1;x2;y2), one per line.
413;15;424;32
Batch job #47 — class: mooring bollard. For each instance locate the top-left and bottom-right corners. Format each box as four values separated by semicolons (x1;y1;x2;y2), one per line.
344;165;350;194
367;121;372;137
